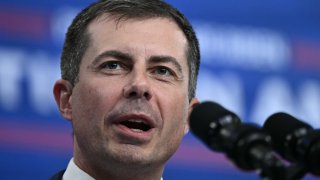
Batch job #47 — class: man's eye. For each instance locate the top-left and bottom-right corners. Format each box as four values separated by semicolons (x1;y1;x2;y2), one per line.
102;61;122;70
155;67;173;76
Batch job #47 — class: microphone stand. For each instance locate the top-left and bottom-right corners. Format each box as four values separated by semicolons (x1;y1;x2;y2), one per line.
207;123;308;180
250;145;307;180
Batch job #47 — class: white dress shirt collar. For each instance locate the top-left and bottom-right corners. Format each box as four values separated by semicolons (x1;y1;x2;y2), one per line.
63;158;94;180
62;158;163;180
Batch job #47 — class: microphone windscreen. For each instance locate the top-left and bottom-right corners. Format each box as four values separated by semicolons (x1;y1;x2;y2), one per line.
262;112;312;154
190;101;238;142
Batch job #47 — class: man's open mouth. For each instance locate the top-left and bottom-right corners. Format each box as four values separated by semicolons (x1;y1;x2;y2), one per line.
119;119;152;132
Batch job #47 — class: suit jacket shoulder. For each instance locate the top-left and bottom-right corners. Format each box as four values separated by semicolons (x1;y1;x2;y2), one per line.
50;170;65;180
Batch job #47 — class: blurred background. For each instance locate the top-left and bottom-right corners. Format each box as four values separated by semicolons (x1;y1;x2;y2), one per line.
0;0;319;179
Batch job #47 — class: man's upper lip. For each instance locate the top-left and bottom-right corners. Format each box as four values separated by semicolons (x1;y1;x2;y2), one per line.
113;113;156;128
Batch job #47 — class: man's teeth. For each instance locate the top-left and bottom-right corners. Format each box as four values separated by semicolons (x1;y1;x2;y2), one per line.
128;119;145;124
131;128;143;132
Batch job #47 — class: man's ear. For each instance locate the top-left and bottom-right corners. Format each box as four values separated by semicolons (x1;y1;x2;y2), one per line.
53;79;73;121
184;98;200;135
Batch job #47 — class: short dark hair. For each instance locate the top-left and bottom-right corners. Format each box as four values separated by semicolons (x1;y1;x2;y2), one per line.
61;0;200;99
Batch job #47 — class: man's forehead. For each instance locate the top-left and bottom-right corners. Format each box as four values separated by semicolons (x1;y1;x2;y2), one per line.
86;14;188;55
83;13;189;71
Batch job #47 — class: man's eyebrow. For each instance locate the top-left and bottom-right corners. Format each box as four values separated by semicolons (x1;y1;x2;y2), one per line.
91;50;132;66
149;55;183;74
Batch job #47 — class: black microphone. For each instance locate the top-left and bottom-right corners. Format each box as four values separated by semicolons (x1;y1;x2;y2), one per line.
190;101;286;179
263;112;320;176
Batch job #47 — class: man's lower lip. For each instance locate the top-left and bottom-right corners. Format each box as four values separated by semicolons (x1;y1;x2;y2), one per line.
113;124;154;141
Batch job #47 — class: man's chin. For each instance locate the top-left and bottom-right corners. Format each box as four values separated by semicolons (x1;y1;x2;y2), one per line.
107;147;157;167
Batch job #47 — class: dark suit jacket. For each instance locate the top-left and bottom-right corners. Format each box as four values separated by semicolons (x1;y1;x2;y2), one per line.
50;170;65;180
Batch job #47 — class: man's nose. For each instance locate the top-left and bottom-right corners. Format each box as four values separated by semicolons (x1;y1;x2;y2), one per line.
123;71;152;100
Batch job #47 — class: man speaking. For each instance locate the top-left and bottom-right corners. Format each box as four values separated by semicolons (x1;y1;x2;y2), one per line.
52;0;200;179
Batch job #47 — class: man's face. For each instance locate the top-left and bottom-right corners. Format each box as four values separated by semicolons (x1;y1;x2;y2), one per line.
69;16;198;169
